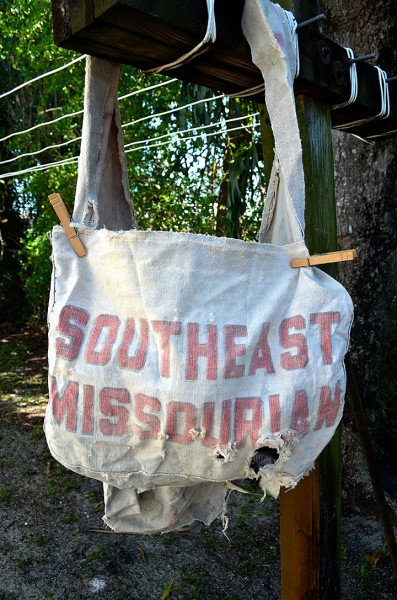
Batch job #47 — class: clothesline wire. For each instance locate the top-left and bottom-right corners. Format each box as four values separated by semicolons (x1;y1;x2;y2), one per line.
1;54;258;179
0;55;87;100
0;77;179;144
0;91;231;167
0;120;260;180
1;109;258;167
124;112;259;150
126;122;258;155
1;111;258;167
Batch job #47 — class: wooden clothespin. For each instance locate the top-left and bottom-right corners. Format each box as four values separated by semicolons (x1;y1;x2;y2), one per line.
49;193;86;258
290;249;358;268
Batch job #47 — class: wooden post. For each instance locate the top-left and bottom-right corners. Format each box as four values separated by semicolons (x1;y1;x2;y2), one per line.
298;100;341;600
278;96;341;599
257;8;342;597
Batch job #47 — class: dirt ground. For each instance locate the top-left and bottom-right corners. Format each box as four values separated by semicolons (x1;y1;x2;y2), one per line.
0;325;396;600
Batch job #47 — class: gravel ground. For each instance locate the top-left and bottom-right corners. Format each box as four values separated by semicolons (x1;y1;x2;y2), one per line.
0;326;396;599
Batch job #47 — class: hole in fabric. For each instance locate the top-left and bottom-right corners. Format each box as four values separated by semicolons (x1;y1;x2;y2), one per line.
250;447;279;473
215;452;225;460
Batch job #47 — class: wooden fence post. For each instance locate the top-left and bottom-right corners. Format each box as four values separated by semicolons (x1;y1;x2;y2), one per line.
277;96;341;599
257;6;343;597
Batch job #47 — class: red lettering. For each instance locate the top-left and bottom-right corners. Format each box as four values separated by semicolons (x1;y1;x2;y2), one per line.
234;397;262;448
186;323;218;380
280;315;308;370
268;394;281;433
310;312;340;365
118;318;148;370
249;323;275;375
225;325;247;379
290;389;309;435
152;320;182;378
49;375;78;431
99;387;130;436
83;384;94;435
134;394;161;440
314;383;341;430
166;401;196;444
55;305;89;360
202;400;232;447
85;314;120;365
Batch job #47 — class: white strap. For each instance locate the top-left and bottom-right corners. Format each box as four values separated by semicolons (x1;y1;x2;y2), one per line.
229;8;299;99
242;0;305;242
332;48;358;111
334;66;390;132
73;1;305;242
72;58;137;230
146;0;216;74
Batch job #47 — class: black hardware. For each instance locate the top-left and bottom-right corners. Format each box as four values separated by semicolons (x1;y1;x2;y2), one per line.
296;13;326;30
331;61;346;86
317;40;331;64
348;53;376;64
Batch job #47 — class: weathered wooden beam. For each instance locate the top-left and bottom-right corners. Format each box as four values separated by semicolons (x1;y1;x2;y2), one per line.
279;94;342;600
51;0;397;140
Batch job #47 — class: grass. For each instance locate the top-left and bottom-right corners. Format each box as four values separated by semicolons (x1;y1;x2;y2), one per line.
352;559;377;600
32;534;51;547
0;486;15;505
86;547;106;562
17;557;34;570
43;476;82;498
0;342;28;368
175;567;204;600
63;513;79;524
0;328;48;421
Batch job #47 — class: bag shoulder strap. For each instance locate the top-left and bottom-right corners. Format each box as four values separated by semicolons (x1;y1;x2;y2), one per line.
72;58;137;230
73;1;305;246
242;0;305;245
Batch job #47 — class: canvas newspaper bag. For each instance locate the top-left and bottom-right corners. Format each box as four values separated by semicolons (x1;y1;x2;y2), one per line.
45;0;354;534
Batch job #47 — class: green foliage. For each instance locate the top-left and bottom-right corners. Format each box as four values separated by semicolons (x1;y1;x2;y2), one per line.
0;486;15;505
161;579;174;600
20;229;52;321
0;1;265;323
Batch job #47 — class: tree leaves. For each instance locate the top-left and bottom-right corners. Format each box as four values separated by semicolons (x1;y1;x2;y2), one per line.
0;1;266;321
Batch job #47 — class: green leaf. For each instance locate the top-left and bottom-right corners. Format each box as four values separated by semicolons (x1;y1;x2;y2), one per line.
161;579;174;600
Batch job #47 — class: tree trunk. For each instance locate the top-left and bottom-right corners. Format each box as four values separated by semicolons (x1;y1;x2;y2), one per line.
321;0;397;417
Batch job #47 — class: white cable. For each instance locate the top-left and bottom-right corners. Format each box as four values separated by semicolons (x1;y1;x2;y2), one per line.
118;77;178;100
0;78;179;144
0;93;226;167
124;112;259;149
0;156;79;179
0;55;86;100
0;109;84;144
332;48;358;111
125;122;259;155
121;93;225;130
334;66;390;131
0;136;82;166
1;120;259;179
146;0;216;74
1;93;225;167
0;105;248;167
228;84;265;99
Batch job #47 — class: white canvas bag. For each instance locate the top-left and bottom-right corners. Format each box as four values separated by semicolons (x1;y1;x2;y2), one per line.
45;0;353;534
